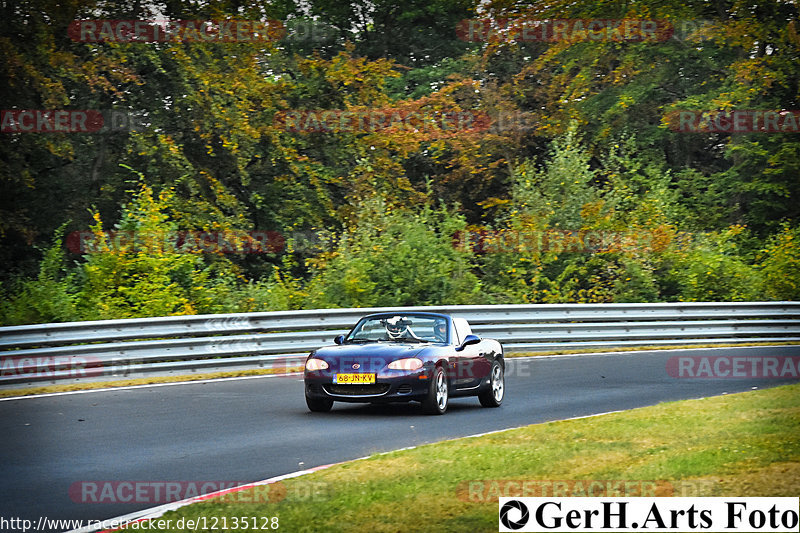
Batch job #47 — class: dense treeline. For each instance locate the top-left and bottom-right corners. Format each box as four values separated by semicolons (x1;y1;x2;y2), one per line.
1;0;798;325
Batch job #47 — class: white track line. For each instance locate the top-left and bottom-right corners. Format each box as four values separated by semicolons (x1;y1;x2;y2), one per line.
0;372;303;402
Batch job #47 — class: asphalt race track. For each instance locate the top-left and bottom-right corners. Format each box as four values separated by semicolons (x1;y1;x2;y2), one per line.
1;345;799;531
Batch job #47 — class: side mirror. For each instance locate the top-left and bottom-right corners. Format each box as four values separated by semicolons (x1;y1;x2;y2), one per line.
334;334;345;345
457;334;481;351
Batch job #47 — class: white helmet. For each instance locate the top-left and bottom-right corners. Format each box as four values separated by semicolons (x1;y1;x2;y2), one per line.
385;316;410;339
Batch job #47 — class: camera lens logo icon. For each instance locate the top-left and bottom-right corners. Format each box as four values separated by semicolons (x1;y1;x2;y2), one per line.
500;499;530;530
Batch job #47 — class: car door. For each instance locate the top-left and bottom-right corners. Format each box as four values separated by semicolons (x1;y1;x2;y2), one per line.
449;317;487;389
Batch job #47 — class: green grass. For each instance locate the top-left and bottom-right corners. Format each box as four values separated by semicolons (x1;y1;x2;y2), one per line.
507;341;800;358
121;383;800;533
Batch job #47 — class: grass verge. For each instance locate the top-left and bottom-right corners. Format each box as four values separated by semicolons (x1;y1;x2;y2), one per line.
507;341;800;358
3;342;797;399
130;383;799;533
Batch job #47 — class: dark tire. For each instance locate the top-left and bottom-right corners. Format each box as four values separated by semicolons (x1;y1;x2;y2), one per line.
306;395;333;413
478;360;504;408
421;365;448;415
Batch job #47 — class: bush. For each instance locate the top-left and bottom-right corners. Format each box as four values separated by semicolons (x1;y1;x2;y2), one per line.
0;230;79;325
304;195;484;308
760;224;800;300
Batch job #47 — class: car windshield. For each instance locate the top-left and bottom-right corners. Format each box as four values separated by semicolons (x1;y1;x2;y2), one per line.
346;315;447;343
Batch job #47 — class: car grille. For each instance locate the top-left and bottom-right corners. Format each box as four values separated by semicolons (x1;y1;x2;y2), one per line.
324;384;391;396
397;384;412;394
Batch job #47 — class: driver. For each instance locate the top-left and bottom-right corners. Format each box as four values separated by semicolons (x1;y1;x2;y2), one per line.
384;316;410;339
384;316;424;340
433;319;447;342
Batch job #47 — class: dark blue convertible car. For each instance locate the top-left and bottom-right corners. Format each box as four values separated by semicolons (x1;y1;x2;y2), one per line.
304;312;504;414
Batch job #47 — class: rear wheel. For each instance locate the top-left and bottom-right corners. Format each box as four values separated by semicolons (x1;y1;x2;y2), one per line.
306;395;333;413
479;360;504;407
422;365;449;415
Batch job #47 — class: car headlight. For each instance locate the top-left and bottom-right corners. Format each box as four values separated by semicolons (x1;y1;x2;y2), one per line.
387;358;423;371
305;358;329;371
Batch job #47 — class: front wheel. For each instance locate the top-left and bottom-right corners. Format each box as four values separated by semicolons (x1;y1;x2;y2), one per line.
478;360;504;407
306;395;333;413
421;365;449;415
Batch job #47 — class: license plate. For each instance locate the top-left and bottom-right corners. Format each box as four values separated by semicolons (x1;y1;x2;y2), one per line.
334;373;376;384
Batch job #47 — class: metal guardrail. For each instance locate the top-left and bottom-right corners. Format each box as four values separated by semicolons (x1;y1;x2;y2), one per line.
1;302;799;386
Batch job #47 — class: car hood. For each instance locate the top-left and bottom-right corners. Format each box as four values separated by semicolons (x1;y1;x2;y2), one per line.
313;342;427;366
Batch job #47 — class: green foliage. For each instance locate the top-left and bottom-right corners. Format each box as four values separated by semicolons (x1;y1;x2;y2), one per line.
2;0;799;324
306;0;479;67
76;184;209;319
481;129;662;304
760;224;800;300
0;227;78;325
656;227;764;302
304;195;483;308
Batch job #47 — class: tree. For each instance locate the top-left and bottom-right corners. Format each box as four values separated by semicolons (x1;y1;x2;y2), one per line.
304;194;483;308
76;181;237;319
